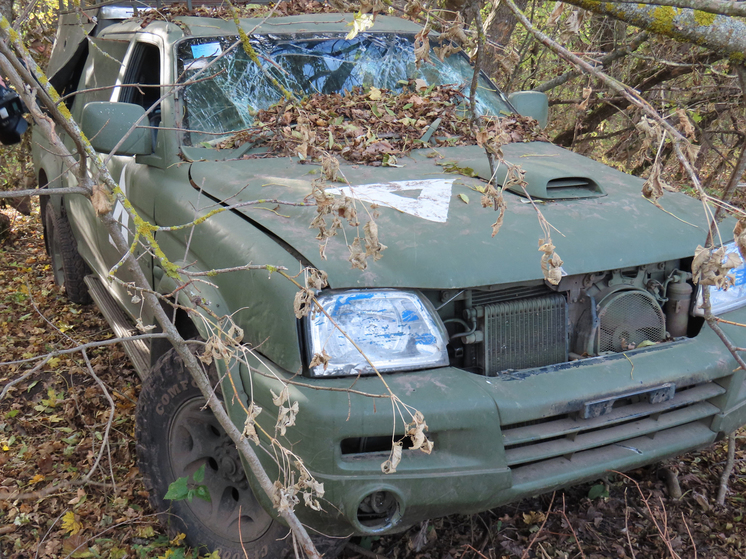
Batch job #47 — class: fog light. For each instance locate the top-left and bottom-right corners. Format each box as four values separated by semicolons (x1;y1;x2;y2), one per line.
356;490;402;531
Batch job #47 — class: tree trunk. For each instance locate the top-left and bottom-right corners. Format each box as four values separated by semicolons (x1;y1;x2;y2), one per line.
482;0;528;81
563;0;746;59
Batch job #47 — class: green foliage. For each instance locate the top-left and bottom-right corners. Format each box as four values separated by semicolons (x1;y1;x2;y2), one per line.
587;483;609;500
165;464;211;503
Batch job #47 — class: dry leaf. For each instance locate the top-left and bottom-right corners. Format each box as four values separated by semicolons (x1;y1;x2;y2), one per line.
348;236;367;270
539;238;563;286
414;27;431;68
692;245;741;289
309;349;331;371
381;441;403;474
293;287;315;318
735;220;746;261
578;86;592;111
61;511;82;535
677;108;696;140
92;183;112;216
242;402;262;445
547;1;566;26
306;267;328;290
642;162;669;205
363;220;387;261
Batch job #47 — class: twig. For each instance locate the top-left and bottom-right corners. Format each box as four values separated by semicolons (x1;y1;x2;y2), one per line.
463;543;490;559
560;493;586;559
681;511;697;559
0;186;90;199
717;431;737;505
0;355;51;400
0;333;167;369
615;472;681;559
521;492;555;559
35;509;67;559
624;488;636;559
79;350;117;491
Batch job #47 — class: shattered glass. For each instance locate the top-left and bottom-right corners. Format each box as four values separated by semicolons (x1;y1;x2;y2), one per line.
177;33;513;145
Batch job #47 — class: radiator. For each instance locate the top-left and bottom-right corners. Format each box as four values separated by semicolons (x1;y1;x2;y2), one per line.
478;294;568;375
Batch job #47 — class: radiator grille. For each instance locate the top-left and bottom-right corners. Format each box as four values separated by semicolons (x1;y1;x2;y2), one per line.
478;294;568;375
502;382;724;468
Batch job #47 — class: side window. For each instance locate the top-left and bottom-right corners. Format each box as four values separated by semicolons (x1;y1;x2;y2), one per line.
81;38;129;104
120;42;162;144
70;36;128;119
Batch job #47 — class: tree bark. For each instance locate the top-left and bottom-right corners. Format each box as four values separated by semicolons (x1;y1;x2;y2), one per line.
563;0;746;60
482;0;528;80
600;0;746;19
0;0;11;24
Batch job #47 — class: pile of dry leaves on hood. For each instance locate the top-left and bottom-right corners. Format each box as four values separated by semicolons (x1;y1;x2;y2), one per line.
218;82;549;165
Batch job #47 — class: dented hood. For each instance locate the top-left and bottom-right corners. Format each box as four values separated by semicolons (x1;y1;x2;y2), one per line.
188;142;711;289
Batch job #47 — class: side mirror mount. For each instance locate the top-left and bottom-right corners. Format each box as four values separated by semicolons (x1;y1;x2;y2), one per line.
508;91;549;129
81;102;152;155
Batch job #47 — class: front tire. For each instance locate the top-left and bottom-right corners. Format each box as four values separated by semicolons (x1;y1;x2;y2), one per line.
136;348;292;558
44;205;91;304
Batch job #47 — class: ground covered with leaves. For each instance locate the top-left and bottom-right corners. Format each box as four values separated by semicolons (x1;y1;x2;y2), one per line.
1;207;746;558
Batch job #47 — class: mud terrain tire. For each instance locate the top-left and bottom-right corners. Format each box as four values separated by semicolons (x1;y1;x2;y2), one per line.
44;205;91;304
135;348;292;558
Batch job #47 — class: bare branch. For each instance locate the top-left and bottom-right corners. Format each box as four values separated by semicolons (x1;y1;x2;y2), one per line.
534;31;649;93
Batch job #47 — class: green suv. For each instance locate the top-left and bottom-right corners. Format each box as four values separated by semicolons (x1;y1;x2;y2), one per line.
33;2;746;557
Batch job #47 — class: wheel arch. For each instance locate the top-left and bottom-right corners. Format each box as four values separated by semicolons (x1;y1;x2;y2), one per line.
150;264;231;367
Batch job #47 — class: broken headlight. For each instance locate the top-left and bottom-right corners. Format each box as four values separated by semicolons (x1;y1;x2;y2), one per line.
305;290;449;377
695;241;746;315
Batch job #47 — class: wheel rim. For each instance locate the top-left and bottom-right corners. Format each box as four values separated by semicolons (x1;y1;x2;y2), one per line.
168;398;274;543
47;215;65;287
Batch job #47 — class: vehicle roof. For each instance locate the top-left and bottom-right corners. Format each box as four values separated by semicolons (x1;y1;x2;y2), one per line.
99;13;425;42
192;13;425;36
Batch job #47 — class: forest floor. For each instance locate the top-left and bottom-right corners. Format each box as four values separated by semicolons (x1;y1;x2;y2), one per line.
0;206;745;559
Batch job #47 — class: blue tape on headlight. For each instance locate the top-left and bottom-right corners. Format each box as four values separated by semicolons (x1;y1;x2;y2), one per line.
305;290;449;377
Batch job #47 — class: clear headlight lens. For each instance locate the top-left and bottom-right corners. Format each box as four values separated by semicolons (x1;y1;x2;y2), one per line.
695;241;746;315
305;290;449;377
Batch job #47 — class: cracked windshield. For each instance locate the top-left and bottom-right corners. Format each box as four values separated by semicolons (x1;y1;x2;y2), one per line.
177;33;512;145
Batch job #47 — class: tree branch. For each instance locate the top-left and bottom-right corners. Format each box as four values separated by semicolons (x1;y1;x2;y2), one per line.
562;0;746;57
599;0;746;19
534;31;649;93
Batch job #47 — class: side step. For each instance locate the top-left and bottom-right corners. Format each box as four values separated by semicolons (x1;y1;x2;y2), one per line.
84;275;151;379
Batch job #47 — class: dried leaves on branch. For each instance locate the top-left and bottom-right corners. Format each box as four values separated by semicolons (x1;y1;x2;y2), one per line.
217;82;548;165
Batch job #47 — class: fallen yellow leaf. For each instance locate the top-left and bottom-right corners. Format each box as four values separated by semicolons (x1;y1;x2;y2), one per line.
61;511;83;535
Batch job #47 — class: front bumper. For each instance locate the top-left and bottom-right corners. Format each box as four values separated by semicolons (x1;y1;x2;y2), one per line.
227;307;746;537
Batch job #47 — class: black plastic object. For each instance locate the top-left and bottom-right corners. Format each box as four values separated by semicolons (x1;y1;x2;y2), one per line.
0;86;28;145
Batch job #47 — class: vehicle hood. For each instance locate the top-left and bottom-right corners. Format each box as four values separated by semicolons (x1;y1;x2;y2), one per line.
188;142;711;289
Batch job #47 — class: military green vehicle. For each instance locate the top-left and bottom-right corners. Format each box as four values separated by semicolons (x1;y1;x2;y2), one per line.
33;1;746;557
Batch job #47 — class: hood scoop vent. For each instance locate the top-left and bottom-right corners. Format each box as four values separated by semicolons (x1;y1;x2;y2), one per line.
545;177;604;199
506;176;605;200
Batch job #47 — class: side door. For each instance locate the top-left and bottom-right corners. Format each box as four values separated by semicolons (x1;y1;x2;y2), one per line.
62;33;131;279
87;36;165;320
